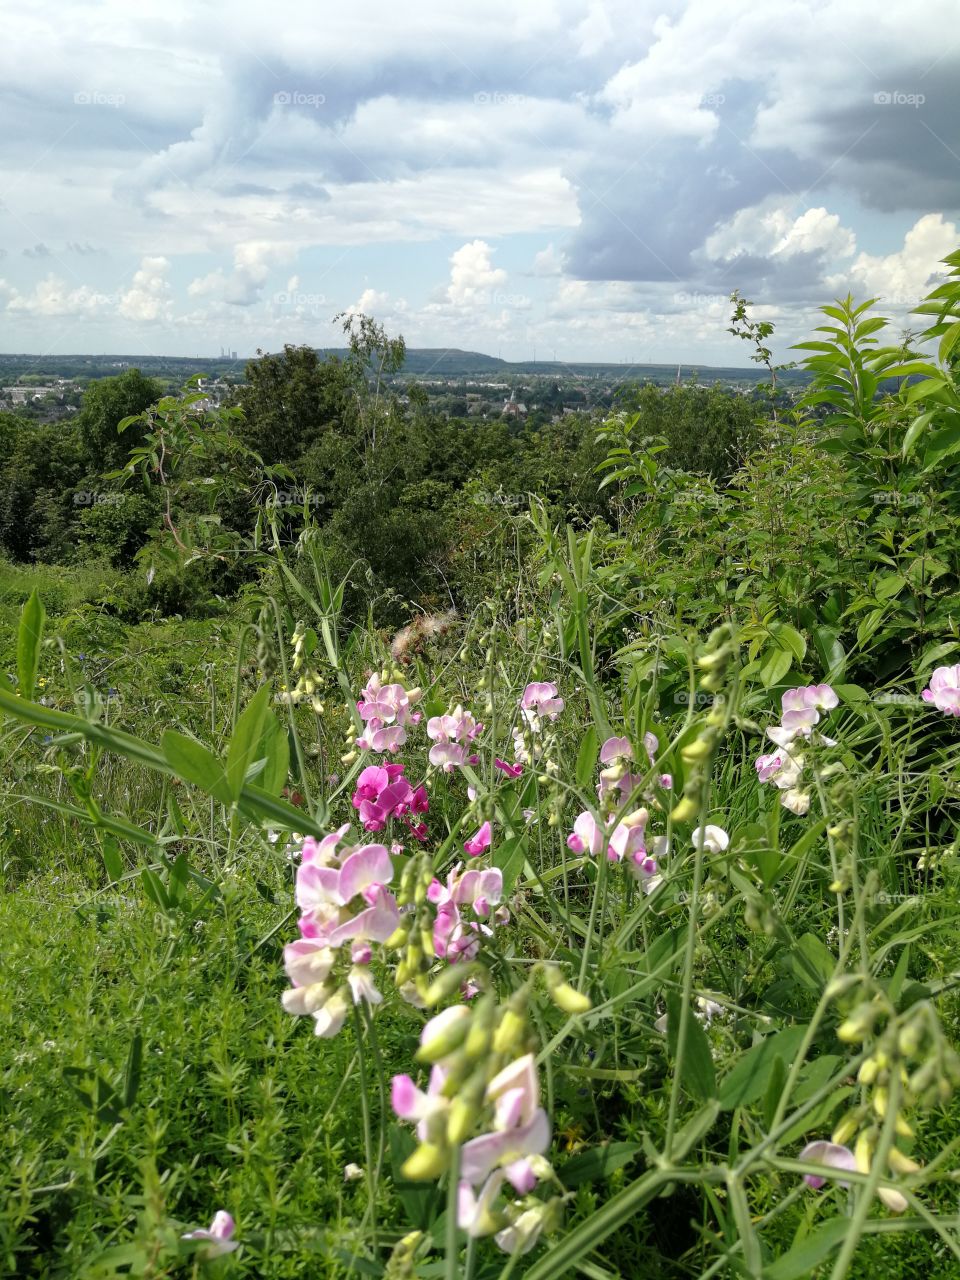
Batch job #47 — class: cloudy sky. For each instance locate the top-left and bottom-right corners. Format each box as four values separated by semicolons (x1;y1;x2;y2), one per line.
1;0;958;363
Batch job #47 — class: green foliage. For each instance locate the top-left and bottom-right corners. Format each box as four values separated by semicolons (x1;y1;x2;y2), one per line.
5;260;960;1279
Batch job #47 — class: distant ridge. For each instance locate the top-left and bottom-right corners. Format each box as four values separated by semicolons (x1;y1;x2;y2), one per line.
0;346;809;385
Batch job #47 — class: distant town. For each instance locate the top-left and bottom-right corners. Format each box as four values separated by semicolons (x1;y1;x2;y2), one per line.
0;347;809;426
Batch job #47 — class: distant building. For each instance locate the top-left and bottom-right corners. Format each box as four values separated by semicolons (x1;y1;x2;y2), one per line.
502;400;528;417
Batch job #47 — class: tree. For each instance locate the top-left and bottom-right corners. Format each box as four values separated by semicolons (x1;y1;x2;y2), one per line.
237;344;362;465
76;369;164;473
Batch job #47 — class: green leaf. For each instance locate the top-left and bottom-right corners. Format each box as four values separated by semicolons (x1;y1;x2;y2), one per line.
717;1027;807;1110
667;993;717;1100
100;835;124;883
226;684;271;801
17;588;46;701
771;623;806;662
257;711;290;797
575;725;600;788
161;731;233;806
123;1033;143;1110
495;834;528;893
765;1218;849;1280
789;933;836;991
140;866;170;910
560;1142;642;1187
760;647;793;689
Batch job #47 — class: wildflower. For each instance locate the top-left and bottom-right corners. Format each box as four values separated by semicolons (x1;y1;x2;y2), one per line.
352;763;429;838
344;1162;364;1181
691;825;729;854
495;758;524;778
356;673;422;753
799;1140;856;1189
181;1210;238;1257
520;682;564;727
427;705;483;772
922;664;960;716
464;821;492;857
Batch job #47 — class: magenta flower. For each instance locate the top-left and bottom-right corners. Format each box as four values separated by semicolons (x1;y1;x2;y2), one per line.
392;1064;450;1139
922;664;960;716
181;1210;238;1257
755;751;785;783
464;821;492;857
495;758;524;778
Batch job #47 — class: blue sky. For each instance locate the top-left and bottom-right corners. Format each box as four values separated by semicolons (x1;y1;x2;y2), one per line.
1;0;957;363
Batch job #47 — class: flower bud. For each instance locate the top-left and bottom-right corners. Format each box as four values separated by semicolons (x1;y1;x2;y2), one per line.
549;982;592;1015
401;1143;448;1181
417;1005;472;1063
887;1147;921;1175
493;1008;527;1055
670;795;700;824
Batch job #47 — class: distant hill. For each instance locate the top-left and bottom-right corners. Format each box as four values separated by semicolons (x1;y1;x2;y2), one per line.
0;347;809;386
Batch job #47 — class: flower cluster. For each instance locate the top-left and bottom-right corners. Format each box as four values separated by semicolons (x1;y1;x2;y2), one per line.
352;762;428;840
278;621;326;712
922;663;960;716
755;683;838;815
565;732;673;891
428;863;509;963
354;671;423;753
391;995;561;1255
282;828;400;1035
426;704;483;772
512;681;564;768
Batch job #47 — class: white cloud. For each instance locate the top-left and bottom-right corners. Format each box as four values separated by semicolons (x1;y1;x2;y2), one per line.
703;203;856;262
188;241;294;306
826;213;957;306
119;256;174;322
447;240;507;306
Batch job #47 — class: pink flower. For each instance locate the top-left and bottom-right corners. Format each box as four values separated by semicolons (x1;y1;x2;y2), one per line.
300;824;351;867
600;735;633;764
566;811;605;856
495;758;524;778
922;664;960;716
392;1064;450;1140
427;704;482;771
460;1054;552;1190
464;821;492;857
755;751;785;783
358;674;421;727
357;720;407;753
520;681;564;725
182;1210;238;1257
799;1140;856;1189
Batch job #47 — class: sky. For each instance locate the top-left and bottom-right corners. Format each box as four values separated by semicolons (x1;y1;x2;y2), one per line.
1;0;958;365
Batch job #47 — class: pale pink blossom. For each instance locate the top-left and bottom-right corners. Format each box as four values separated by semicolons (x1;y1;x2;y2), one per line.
799;1140;857;1189
464;821;492;857
922;664;960;716
520;681;564;724
182;1210;238;1257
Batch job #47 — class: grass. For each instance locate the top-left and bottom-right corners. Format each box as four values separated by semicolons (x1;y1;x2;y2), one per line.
3;538;960;1279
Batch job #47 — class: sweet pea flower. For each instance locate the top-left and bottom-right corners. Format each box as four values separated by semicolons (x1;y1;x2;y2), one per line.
495;758;524;778
312;989;351;1037
464;821;492;857
427;705;483;772
458;1172;507;1237
520;682;564;726
922;664;960;716
755;751;785;783
460;1053;552;1191
600;735;633;764
182;1210;238;1257
691;825;729;854
799;1140;857;1189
